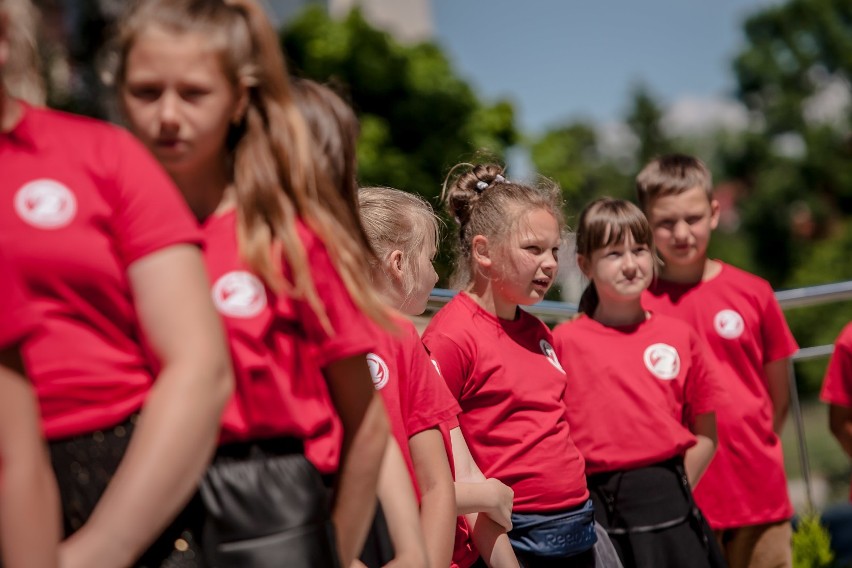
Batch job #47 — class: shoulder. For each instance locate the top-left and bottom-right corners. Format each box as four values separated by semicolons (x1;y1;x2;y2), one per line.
718;262;774;295
649;312;692;334
552;315;589;342
837;323;852;349
31;107;132;145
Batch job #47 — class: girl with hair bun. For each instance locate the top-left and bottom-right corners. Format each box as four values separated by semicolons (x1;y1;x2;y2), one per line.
551;198;724;568
422;164;621;567
117;1;391;566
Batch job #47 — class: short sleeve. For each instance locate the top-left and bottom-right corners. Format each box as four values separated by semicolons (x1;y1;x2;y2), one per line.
110;129;202;265
760;285;798;363
820;325;852;407
422;332;470;402
0;250;36;350
297;232;375;369
684;329;725;420
401;326;460;437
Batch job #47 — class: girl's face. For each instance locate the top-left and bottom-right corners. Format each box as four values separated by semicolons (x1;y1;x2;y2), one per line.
121;27;245;178
398;240;438;316
488;207;560;308
581;232;653;306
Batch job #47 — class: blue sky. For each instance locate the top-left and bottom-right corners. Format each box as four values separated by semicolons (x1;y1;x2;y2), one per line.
432;1;778;135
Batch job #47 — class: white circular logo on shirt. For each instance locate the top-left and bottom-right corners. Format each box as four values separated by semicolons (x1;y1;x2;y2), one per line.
367;353;390;390
211;271;266;318
14;179;77;229
540;339;565;374
643;343;681;380
714;309;744;339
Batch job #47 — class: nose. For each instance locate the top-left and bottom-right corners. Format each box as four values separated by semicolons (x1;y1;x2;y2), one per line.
430;265;438;286
157;92;180;132
672;219;690;241
542;250;558;273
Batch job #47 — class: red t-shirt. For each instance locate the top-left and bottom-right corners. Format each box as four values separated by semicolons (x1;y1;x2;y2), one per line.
422;292;589;514
553;313;722;475
819;322;852;500
304;313;458;475
0;104;202;439
643;262;798;529
0;250;36;350
203;210;376;444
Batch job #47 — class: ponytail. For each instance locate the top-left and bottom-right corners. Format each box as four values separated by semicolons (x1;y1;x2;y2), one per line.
577;282;599;316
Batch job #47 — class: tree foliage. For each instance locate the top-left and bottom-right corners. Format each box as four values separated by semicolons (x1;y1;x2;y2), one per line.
281;7;517;201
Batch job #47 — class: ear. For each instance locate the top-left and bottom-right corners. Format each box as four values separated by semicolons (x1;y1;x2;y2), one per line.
471;235;492;268
385;249;405;284
231;81;250;125
577;254;591;278
709;198;721;231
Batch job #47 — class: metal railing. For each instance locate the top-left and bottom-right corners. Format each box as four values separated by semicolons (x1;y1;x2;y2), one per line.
427;279;852;512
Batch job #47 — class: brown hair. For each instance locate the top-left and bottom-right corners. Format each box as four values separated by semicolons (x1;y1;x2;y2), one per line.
358;186;439;298
113;0;390;330
442;163;565;289
0;0;45;104
575;197;656;314
635;153;713;212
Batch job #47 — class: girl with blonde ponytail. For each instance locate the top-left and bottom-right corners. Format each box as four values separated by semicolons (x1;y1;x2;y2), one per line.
117;1;390;566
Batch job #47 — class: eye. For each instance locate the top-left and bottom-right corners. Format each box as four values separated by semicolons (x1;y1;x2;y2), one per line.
656;220;675;230
525;246;542;254
686;215;703;225
127;85;161;101
180;87;210;101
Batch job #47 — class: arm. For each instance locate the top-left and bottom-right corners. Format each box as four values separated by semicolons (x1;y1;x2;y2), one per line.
60;245;234;567
325;355;390;568
0;347;61;568
450;428;519;568
685;412;717;488
829;404;852;459
377;438;428;568
409;428;455;568
765;358;791;435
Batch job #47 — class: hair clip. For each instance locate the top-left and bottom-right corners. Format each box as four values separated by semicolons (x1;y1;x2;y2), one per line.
494;174;506;183
475;181;488;192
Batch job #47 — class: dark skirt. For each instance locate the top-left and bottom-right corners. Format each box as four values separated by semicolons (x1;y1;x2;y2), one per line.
50;416;340;568
49;415;206;568
201;438;340;567
587;457;726;568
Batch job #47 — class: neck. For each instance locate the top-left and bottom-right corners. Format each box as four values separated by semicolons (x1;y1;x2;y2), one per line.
592;298;646;327
169;162;231;222
466;279;518;320
0;92;22;133
659;258;720;284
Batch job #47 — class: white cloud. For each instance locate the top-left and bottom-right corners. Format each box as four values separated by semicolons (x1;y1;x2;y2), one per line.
661;95;750;137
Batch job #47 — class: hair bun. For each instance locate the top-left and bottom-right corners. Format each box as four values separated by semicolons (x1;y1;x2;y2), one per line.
442;163;507;225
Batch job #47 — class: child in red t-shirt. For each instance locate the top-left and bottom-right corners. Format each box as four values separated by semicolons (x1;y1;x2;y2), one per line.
0;249;60;568
117;2;392;566
552;198;724;568
820;323;852;498
637;154;798;568
2;2;233;566
423;163;621;568
360;186;523;568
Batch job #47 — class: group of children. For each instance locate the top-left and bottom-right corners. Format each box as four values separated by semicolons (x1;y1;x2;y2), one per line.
0;0;834;568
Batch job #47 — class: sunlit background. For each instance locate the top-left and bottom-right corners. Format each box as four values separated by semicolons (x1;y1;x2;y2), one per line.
32;0;852;560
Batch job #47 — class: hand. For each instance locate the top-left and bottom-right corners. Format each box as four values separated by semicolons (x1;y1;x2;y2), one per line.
483;478;514;531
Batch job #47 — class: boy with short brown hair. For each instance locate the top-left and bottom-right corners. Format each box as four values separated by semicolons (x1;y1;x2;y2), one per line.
638;154;798;568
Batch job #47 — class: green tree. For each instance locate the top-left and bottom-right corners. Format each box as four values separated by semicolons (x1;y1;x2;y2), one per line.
281;7;517;201
625;84;672;166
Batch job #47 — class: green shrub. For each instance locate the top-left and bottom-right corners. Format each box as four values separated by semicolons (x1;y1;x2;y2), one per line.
793;514;835;568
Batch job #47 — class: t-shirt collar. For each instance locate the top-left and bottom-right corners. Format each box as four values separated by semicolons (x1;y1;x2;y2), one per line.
1;100;41;152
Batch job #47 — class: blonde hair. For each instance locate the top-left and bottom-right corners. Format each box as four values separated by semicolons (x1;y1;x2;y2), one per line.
113;0;390;330
575;197;657;314
441;163;565;289
358;187;439;297
635;153;713;212
0;0;45;104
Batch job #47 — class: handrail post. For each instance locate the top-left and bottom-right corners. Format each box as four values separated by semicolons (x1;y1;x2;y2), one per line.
788;357;815;514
